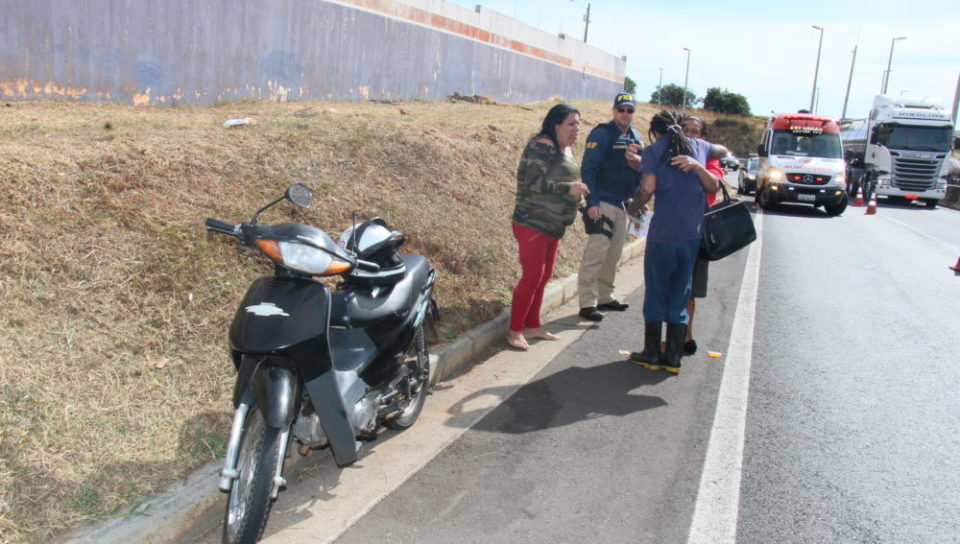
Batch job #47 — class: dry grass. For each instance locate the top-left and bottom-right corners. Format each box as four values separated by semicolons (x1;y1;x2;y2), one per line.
0;97;761;543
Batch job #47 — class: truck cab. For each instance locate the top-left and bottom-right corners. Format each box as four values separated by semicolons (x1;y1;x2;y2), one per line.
855;95;953;208
756;113;848;216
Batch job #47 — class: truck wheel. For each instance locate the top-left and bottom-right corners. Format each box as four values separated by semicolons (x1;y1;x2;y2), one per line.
924;199;938;209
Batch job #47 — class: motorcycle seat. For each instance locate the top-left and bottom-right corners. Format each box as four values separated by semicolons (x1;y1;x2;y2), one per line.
330;255;430;329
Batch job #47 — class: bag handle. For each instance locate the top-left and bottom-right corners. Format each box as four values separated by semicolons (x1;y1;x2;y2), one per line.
716;175;732;203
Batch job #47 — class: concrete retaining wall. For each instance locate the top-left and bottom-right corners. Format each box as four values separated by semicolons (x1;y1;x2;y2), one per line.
0;0;625;106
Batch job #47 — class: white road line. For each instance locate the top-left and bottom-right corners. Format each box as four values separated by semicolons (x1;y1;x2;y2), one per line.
686;212;763;544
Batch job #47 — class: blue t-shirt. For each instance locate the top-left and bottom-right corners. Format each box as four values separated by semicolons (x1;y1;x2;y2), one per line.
639;137;716;243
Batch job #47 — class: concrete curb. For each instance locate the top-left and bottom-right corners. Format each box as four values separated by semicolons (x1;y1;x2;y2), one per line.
57;238;646;544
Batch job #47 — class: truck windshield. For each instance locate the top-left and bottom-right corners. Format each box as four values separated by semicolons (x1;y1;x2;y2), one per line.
770;130;842;158
876;124;953;152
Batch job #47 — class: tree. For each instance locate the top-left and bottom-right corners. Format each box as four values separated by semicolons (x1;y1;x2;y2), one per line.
650;83;699;108
702;87;752;116
623;76;636;94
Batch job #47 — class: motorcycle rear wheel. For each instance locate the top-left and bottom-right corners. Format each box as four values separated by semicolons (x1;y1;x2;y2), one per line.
222;404;286;544
385;323;429;430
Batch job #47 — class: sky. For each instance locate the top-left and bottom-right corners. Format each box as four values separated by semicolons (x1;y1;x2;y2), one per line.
444;0;960;120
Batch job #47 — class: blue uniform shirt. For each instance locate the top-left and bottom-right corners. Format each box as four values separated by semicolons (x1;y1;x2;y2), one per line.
640;137;716;243
581;121;644;209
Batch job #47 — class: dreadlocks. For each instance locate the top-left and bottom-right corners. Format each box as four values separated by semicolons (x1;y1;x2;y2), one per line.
648;110;694;164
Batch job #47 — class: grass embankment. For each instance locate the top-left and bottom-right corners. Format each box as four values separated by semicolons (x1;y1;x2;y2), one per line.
0;98;761;542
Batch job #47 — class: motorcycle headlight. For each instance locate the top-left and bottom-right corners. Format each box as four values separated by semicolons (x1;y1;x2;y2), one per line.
766;168;784;182
256;239;352;275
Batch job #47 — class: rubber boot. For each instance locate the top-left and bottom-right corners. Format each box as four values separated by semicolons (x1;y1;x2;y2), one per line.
630;322;662;371
660;323;687;374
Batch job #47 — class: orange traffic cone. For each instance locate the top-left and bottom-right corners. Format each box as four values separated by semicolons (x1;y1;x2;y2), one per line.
854;184;864;206
865;193;877;215
950;256;960;275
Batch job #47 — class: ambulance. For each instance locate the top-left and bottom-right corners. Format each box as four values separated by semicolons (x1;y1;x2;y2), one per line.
755;112;848;216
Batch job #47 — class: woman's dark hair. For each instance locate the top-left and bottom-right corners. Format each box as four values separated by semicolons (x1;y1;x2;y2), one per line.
534;103;580;148
648;109;694;163
684;115;709;140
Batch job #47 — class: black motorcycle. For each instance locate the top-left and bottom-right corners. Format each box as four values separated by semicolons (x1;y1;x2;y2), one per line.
205;183;439;544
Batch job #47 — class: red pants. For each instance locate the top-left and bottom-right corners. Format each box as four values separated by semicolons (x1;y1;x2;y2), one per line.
510;222;560;332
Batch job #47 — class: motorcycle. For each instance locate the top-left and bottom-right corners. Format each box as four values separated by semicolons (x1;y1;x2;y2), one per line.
205;183;439;544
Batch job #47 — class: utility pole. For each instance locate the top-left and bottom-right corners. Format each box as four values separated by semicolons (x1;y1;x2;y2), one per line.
952;72;960;125
682;48;691;110
841;45;858;119
810;25;824;112
582;3;591;43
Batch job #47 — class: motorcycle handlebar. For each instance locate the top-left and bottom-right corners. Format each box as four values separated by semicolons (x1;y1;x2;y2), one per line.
205;218;239;236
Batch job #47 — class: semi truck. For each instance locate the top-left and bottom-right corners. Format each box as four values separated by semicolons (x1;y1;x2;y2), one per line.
755;112;848;215
840;95;954;209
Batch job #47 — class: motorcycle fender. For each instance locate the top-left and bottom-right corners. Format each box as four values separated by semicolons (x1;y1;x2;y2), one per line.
251;365;297;430
232;355;259;407
229;276;330;355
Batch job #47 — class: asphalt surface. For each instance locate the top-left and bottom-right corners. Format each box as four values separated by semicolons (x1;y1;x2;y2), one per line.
738;197;960;543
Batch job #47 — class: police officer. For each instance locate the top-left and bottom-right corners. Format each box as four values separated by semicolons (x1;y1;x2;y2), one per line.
577;93;644;322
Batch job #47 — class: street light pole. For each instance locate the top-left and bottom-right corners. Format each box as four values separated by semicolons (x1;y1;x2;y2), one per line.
810;25;824;112
841;45;858;119
881;36;906;95
682;47;691;110
657;67;663;104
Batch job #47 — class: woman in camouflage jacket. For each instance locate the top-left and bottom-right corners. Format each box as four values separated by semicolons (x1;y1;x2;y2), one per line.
507;103;590;350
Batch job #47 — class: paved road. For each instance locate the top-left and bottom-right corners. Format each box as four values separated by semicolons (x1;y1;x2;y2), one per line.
738;197;960;543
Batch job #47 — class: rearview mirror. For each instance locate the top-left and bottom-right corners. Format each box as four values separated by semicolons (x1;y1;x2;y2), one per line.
286;183;313;208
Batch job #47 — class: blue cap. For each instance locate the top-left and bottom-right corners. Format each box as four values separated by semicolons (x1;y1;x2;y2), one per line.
614;93;636;108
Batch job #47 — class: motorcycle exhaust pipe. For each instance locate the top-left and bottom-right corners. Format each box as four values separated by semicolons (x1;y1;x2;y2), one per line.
219;402;251;492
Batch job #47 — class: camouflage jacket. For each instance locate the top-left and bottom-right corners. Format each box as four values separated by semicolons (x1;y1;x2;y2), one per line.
512;139;581;239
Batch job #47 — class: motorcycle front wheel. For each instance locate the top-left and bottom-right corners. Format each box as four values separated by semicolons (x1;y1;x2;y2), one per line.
222;403;286;544
385;323;429;430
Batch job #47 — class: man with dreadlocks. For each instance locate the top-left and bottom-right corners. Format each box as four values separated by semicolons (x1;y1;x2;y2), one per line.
626;110;728;374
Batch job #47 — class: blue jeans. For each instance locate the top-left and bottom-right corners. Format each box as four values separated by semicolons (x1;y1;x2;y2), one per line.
642;239;700;324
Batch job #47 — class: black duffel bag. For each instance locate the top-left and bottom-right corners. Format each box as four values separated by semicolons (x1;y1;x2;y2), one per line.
700;183;757;261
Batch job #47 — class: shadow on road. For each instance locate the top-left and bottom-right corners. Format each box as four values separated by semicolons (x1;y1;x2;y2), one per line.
444;360;669;434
